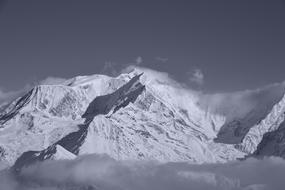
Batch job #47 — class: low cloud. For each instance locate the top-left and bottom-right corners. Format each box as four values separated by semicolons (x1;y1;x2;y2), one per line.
1;155;285;190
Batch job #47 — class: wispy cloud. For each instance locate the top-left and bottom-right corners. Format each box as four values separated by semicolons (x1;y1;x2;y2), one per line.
189;69;204;86
101;62;119;76
135;56;143;65
101;57;143;77
155;56;168;63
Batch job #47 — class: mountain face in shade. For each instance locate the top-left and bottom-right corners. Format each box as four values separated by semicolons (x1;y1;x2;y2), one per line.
0;67;285;172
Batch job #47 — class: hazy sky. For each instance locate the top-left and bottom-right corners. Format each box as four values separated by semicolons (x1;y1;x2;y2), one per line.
0;0;285;92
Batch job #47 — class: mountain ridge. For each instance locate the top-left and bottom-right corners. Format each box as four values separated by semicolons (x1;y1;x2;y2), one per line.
0;68;284;172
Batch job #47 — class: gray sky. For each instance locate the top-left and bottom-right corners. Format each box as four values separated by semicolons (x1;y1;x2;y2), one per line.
0;0;285;93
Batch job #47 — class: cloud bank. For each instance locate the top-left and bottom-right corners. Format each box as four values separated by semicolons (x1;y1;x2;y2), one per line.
1;155;285;190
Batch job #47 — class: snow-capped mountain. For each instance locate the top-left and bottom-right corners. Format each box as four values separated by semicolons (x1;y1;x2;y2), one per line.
0;67;285;171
